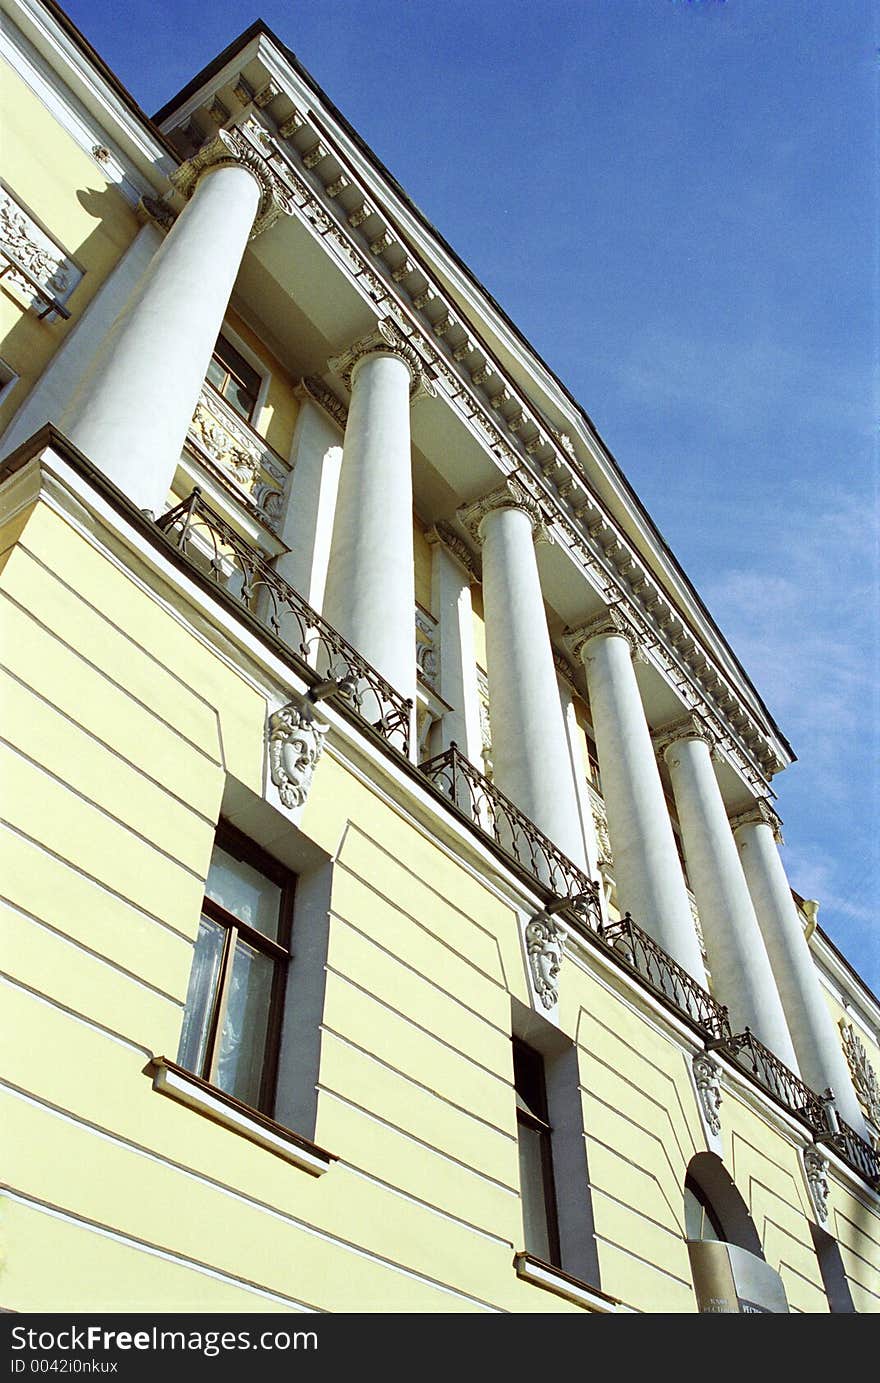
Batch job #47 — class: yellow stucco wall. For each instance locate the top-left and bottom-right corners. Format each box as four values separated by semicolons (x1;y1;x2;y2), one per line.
0;60;141;433
2;490;879;1314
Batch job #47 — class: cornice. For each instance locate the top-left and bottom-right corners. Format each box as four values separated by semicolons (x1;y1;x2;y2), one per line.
152;85;787;784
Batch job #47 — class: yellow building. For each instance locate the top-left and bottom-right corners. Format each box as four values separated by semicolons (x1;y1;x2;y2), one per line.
1;0;878;1315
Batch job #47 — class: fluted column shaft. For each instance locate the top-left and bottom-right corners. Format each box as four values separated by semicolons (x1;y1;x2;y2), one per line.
63;153;267;515
661;724;798;1067
467;490;586;869
321;348;416;708
574;617;704;979
733;808;868;1134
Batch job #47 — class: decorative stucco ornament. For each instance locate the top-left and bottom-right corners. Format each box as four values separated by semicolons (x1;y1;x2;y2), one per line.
693;1051;723;1136
268;692;329;809
803;1145;830;1224
526;912;563;1011
839;1020;880;1129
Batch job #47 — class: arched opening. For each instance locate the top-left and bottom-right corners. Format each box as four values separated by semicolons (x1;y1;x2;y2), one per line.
684;1152;763;1255
684;1153;788;1313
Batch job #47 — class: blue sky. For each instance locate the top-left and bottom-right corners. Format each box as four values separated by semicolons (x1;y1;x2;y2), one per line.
60;0;878;991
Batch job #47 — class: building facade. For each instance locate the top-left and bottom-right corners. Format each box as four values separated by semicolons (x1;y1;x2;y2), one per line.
1;0;878;1314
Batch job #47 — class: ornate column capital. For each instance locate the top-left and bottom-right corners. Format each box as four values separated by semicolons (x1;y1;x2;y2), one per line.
565;605;642;663
425;521;480;578
328;319;436;402
457;476;551;547
728;798;784;844
652;711;717;760
170;129;294;239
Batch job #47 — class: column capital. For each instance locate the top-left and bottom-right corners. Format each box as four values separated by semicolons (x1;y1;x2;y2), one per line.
653;711;717;759
728;798;784;843
457;476;551;547
328;319;436;401
425;521;480;578
565;605;642;663
170;129;294;238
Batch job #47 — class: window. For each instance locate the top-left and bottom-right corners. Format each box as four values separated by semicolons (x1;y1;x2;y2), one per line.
514;1038;561;1266
205;333;262;422
177;826;293;1114
684;1173;727;1242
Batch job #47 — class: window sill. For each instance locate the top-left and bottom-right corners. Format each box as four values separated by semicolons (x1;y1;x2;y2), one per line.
513;1252;622;1313
148;1057;335;1176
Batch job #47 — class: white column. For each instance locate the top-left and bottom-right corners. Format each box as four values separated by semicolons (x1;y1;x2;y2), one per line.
426;529;484;762
1;222;163;457
275;396;343;610
660;717;798;1067
731;803;868;1135
459;482;587;870
558;670;605;890
570;611;705;979
61;133;287;515
322;328;425;709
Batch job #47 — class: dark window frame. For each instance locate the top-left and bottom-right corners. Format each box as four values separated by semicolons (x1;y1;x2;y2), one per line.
184;822;294;1116
205;333;263;423
513;1037;562;1268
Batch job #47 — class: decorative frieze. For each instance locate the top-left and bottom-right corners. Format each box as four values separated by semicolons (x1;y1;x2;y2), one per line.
693;1051;723;1136
0;189;80;313
415;606;440;689
328;318;436;402
268;692;329;809
526;912;563;1010
185;383;289;524
839;1021;880;1130
169;129;294;239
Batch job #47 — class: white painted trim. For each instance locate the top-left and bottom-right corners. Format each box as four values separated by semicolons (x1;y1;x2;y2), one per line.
3;1188;318;1312
513;1253;623;1312
0;12;161;204
150;1062;333;1176
213;319;272;424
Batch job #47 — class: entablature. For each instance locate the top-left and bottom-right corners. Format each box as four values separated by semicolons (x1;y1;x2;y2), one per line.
149;39;791;795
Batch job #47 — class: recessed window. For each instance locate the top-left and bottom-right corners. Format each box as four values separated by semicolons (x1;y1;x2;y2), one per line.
514;1037;561;1267
205;333;262;422
177;826;293;1114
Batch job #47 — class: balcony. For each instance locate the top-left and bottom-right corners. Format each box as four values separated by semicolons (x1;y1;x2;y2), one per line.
156;487;412;755
182;381;291;534
151;482;879;1195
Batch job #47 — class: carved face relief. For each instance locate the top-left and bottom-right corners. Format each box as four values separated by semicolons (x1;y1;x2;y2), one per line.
268;694;329;809
526;914;563;1010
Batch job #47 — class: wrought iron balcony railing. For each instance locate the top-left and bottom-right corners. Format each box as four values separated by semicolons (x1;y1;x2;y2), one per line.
420;742;601;918
154;493;879;1195
156;488;412;756
600;913;730;1043
718;1027;829;1131
824;1119;880;1189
